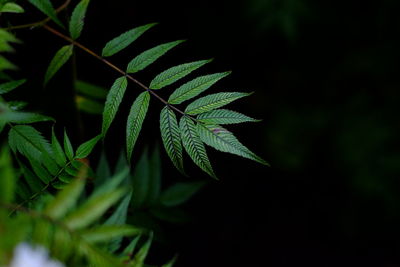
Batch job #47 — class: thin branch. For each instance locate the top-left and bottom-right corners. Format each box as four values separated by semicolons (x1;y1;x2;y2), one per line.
43;25;187;116
5;0;72;30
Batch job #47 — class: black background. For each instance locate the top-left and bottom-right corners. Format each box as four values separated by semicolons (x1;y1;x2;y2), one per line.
6;0;400;266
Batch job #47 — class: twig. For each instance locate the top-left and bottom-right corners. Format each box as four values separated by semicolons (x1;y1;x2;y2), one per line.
5;0;72;30
43;24;187;116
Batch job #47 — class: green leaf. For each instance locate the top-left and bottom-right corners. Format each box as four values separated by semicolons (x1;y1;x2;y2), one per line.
150;59;212;90
19;161;43;193
162;255;178;267
0;79;26;94
130;233;153;267
91;167;129;199
75;134;101;159
8;125;52;162
64;188;126;230
185;92;251;115
76;96;104;115
41;152;59;175
126;91;150;162
131;150;149;209
197;123;269;166
101;23;157;57
146;147;161;205
95;151;111;187
0;2;24;13
0;145;16;204
63;129;74;160
75;80;108;99
104;192;133;252
102;76;128;137
27;0;63;27
44;45;73;85
80;225;142;243
126;40;184;73
8;101;28;111
69;0;90;40
2;112;54;124
29;160;52;183
121;235;141;260
0;56;17;71
44;173;86;219
197;109;260;124
179;116;216;178
160;181;206;207
168;72;231;104
159;106;184;174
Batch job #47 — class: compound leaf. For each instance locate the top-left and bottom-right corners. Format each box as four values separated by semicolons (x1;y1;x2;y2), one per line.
126;91;150;162
102;23;157;57
126;40;184;73
149;59;212;90
102;76;128;137
168;72;230;104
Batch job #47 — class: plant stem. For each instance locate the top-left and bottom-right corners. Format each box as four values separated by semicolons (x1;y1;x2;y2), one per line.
5;0;72;30
42;25;187;116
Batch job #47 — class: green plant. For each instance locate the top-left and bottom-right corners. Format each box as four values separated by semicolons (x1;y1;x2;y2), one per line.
0;0;267;266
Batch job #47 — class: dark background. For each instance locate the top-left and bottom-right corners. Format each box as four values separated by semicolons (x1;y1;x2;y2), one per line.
8;0;400;266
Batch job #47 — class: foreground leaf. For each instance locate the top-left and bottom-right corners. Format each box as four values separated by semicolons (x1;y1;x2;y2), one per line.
44;45;73;85
126;91;150;162
44;171;86;219
102;76;128;136
126;40;184;73
197;123;269;165
179;116;216;178
69;0;90;40
0;79;26;94
149;59;212;90
102;23;157;57
0;145;16;204
130;233;153;267
185;92;251;115
168;72;230;104
80;225;141;243
160;106;184;174
64;188;126;230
